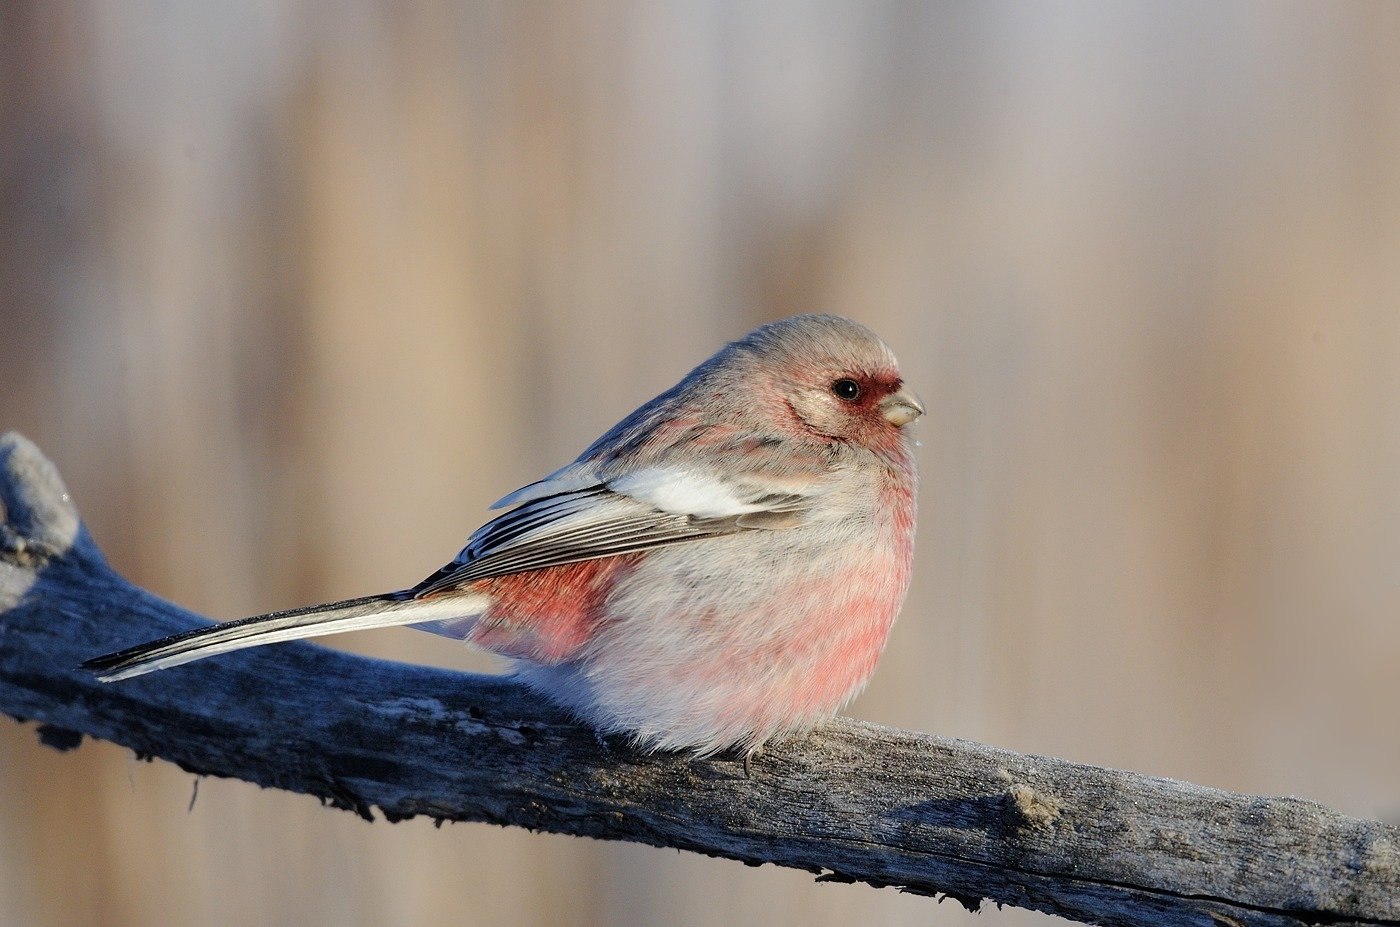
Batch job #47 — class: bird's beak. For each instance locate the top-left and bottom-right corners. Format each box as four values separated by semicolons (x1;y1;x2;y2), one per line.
880;387;925;427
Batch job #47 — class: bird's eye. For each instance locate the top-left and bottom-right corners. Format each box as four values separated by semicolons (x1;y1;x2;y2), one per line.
831;378;862;402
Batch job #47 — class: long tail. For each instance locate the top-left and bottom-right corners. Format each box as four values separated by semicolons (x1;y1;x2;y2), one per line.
82;591;488;682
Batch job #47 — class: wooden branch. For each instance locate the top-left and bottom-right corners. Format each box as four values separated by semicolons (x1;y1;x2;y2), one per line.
0;432;1395;927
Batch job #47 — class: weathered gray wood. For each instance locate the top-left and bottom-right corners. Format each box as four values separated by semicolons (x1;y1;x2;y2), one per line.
0;431;1395;927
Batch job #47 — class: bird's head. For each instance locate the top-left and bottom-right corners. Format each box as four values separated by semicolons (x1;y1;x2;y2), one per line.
726;314;924;456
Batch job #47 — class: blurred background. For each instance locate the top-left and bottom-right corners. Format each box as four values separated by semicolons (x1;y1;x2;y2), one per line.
2;2;1398;925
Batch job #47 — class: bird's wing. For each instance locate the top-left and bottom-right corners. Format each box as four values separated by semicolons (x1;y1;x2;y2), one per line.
410;463;820;597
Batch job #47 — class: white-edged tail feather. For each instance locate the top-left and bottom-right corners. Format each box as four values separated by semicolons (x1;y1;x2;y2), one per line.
83;591;488;681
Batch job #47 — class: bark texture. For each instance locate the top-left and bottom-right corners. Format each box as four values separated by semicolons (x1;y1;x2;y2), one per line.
1;432;1395;927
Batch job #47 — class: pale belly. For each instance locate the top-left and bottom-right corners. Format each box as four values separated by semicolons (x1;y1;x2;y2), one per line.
514;515;913;754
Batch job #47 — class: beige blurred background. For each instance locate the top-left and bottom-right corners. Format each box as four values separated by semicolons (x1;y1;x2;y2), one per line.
3;2;1399;925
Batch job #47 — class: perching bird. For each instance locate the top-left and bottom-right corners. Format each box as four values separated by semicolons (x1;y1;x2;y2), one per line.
85;314;923;756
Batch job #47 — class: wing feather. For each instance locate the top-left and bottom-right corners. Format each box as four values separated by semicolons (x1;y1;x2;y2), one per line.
411;465;821;597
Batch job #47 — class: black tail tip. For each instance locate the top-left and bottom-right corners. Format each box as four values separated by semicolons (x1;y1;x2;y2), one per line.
80;650;134;675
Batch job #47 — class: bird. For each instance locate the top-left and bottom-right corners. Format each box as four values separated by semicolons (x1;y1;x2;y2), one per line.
84;314;924;756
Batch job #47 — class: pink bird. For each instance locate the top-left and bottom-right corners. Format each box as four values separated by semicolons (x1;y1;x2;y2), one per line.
85;315;924;755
